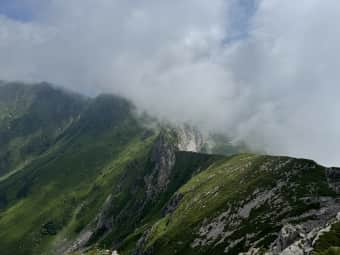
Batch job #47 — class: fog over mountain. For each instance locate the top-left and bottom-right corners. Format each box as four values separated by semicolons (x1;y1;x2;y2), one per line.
0;0;340;166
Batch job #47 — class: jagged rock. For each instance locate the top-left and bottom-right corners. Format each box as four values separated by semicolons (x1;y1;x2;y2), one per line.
270;224;304;254
238;189;276;219
162;193;184;216
133;229;153;255
263;207;340;255
144;133;177;200
191;208;232;248
176;125;204;152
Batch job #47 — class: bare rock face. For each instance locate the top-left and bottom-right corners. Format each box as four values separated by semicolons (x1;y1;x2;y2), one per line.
162;193;184;216
271;224;303;253
144;125;205;199
176;125;204;152
189;161;340;255
271;211;340;255
144;133;177;200
133;229;152;255
256;166;340;255
62;195;114;254
269;224;306;255
240;206;340;255
64;230;94;254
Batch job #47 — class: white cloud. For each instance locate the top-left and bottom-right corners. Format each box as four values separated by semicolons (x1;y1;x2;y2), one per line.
0;0;340;166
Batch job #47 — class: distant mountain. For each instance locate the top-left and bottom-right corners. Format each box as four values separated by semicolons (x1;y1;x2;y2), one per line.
0;82;339;255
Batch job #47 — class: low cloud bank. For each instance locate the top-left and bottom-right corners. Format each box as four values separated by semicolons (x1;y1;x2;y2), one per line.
1;0;340;166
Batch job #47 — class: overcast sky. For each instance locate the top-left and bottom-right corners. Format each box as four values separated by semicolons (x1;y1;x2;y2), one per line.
0;0;340;166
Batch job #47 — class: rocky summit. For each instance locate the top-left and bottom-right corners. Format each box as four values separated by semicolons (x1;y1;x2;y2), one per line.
0;82;340;255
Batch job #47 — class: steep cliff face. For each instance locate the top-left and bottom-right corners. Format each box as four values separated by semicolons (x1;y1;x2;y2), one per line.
58;127;220;255
176;125;204;152
144;132;177;199
174;124;245;156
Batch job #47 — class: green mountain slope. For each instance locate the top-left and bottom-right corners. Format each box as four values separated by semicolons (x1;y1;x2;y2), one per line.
0;82;340;255
0;88;154;255
135;155;339;254
0;82;87;179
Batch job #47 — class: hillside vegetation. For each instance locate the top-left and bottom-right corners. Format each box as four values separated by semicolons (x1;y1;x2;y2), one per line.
0;82;339;255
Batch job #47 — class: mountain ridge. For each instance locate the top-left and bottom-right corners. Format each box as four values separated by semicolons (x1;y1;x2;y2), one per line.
0;82;339;255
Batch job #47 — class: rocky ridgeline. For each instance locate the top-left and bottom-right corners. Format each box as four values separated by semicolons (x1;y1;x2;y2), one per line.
63;126;206;254
240;167;340;255
62;138;340;255
136;156;340;255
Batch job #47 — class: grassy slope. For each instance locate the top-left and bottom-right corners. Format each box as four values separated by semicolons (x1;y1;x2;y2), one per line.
2;126;335;255
1;83;339;255
0;83;231;255
138;154;337;255
114;151;221;255
314;221;340;255
315;247;340;255
0;93;155;255
0;82;87;178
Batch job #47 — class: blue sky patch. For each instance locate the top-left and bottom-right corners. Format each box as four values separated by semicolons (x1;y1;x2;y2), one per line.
0;0;36;22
